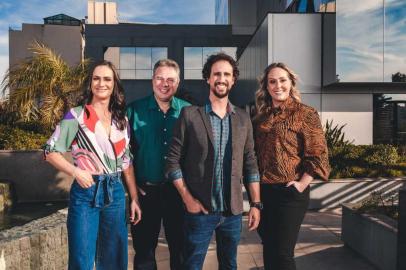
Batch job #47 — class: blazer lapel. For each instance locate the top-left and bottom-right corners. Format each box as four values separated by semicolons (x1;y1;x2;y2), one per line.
230;112;238;156
197;106;214;146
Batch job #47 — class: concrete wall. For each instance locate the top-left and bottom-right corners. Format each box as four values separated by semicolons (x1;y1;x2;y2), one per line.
342;204;397;270
9;24;83;69
0;151;73;203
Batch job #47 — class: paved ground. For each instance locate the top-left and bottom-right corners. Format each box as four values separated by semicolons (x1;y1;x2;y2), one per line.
128;209;377;270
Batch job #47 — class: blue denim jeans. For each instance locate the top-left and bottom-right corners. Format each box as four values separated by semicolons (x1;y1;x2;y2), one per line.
182;212;242;270
67;172;128;270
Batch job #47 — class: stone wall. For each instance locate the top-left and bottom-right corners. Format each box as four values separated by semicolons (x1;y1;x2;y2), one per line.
0;209;68;270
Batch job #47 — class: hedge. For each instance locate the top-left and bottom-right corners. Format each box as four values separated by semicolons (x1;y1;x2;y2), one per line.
329;144;405;178
0;124;48;150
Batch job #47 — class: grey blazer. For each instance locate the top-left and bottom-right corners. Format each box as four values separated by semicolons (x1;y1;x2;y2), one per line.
165;104;259;214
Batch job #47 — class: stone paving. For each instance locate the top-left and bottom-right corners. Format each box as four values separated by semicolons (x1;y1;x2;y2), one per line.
128;209;378;270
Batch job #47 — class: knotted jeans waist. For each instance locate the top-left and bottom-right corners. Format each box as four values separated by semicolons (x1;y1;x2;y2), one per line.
91;172;122;208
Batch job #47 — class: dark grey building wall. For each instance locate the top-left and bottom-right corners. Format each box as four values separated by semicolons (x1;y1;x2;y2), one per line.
85;24;251;104
256;0;287;25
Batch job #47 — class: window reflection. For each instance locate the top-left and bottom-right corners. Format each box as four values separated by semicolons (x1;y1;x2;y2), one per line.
104;47;167;80
337;0;406;82
384;1;406;82
285;0;335;12
184;47;237;79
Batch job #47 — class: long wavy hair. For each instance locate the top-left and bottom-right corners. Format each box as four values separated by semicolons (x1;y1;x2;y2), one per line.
253;62;301;123
80;60;127;130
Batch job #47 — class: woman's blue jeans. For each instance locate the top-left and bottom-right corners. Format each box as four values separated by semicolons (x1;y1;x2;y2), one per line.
67;172;128;270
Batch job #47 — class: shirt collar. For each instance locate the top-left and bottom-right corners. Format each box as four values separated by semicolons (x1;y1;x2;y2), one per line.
205;101;235;115
148;94;179;111
270;97;295;115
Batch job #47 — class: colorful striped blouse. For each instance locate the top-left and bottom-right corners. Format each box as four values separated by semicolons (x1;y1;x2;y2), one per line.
44;105;133;174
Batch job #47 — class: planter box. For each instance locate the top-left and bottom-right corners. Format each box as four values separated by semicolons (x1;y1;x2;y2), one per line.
342;203;397;270
310;178;405;209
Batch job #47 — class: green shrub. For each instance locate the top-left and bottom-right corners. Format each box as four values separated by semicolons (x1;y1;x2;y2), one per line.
363;144;399;166
329;144;404;178
0;124;48;150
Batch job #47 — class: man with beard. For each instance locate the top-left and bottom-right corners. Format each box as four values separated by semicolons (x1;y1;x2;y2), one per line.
127;59;190;270
165;53;261;269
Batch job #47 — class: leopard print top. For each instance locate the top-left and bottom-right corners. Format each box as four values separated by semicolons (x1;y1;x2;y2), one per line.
254;97;330;184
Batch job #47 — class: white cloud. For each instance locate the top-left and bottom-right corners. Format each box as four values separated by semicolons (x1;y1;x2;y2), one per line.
337;0;382;17
0;35;8;47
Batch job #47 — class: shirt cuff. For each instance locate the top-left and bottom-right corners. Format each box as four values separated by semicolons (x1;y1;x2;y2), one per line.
167;169;183;181
244;173;260;183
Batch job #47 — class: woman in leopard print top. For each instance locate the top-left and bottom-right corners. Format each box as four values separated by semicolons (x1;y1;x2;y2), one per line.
253;62;330;270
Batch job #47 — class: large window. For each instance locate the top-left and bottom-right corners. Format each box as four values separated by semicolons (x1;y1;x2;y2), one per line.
374;94;406;145
337;0;406;82
104;47;168;79
285;0;336;12
184;47;237;79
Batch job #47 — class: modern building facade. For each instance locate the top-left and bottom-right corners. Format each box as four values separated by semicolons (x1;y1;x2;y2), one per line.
84;0;405;145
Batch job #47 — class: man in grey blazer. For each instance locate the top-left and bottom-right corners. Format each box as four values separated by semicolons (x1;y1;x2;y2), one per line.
165;53;261;270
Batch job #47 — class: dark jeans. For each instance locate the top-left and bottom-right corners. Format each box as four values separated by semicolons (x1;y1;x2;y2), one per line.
258;184;310;270
131;183;184;270
182;212;242;270
67;173;128;270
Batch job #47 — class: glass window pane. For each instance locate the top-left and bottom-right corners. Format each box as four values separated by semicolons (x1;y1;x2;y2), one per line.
120;47;135;70
220;47;237;59
135;69;152;79
384;1;406;82
336;0;383;82
184;47;203;69
203;47;219;62
184;69;202;80
136;48;151;69
152;48;168;66
119;69;135;79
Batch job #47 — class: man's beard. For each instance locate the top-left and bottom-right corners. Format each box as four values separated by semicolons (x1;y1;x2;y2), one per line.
211;82;231;99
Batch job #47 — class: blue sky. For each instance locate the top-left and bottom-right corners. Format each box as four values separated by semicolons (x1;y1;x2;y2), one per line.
0;0;215;93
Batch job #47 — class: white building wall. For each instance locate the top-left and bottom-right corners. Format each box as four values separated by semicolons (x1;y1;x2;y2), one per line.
321;94;373;144
237;13;374;145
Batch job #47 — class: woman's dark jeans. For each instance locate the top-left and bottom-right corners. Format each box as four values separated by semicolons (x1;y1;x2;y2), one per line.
258;183;310;270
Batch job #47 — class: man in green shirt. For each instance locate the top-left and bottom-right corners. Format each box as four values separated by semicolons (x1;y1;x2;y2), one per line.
126;59;190;270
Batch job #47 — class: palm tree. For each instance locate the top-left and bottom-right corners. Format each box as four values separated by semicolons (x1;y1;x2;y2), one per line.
1;41;89;129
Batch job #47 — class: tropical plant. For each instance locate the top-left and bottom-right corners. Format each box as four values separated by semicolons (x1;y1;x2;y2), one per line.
324;119;353;149
1;41;90;130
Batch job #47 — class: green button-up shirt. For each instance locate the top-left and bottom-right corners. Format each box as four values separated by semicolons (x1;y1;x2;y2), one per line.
127;95;190;185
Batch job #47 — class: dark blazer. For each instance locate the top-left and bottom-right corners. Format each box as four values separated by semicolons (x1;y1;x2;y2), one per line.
165;104;259;215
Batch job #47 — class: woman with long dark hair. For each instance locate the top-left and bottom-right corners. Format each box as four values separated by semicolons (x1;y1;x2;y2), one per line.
44;60;141;269
253;62;330;270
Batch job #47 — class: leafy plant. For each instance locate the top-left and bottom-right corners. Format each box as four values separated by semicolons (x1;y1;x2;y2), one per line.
357;190;398;220
324;119;353;149
1;41;90;130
